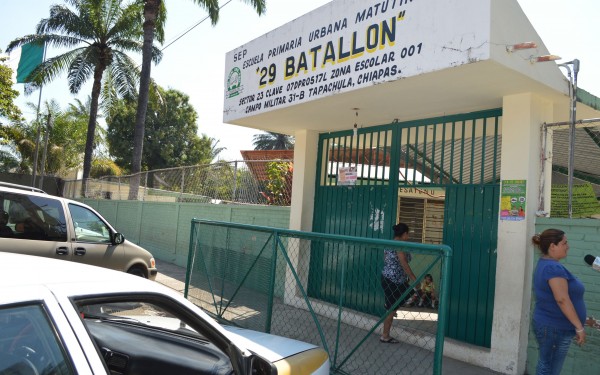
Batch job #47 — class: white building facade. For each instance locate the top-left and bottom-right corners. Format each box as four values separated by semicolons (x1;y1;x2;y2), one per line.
223;1;600;373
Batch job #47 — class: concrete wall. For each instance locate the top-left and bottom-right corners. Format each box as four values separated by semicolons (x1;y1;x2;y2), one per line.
528;218;600;374
80;199;290;267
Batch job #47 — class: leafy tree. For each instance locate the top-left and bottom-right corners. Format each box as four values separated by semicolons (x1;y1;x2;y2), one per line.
129;0;266;199
0;150;20;173
90;157;122;178
0;55;23;126
2;99;91;176
260;160;292;205
0;54;24;163
5;0;162;183
1;121;38;174
106;86;224;171
252;131;294;150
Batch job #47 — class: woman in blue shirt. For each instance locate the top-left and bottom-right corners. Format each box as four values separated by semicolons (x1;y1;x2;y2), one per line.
380;223;417;343
532;229;586;375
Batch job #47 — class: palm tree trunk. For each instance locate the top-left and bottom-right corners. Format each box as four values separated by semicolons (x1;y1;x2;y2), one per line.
81;66;104;197
129;0;160;200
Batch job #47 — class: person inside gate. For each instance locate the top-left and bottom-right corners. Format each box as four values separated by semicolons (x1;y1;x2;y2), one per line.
405;273;438;309
531;229;587;375
380;222;418;343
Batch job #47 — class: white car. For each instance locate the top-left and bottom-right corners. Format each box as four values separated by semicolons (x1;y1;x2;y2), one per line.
0;252;330;375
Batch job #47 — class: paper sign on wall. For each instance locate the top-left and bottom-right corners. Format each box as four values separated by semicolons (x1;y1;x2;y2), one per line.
338;166;357;186
501;180;526;221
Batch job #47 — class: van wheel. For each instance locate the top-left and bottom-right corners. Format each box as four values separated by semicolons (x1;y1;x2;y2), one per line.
127;266;147;278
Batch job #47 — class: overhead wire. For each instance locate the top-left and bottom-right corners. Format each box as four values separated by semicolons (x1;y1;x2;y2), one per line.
160;0;233;53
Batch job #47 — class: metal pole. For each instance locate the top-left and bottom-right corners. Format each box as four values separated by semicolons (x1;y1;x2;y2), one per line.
31;115;42;187
558;60;579;218
30;44;47;187
538;123;548;213
180;167;185;201
232;161;238;202
570;60;579;218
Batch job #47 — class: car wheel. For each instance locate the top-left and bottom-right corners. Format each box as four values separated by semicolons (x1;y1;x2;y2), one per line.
127;266;147;278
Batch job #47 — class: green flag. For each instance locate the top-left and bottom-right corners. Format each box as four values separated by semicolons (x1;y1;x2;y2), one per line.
16;42;44;83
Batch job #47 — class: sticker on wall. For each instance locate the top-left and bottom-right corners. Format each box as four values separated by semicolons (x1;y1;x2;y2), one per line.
500;180;526;221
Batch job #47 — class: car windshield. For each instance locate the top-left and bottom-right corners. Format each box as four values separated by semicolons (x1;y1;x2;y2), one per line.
79;301;201;338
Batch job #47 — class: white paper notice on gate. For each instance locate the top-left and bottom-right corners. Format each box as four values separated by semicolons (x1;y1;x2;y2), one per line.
339;166;357;186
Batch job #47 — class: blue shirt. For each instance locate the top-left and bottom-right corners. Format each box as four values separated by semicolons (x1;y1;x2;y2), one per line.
533;258;586;331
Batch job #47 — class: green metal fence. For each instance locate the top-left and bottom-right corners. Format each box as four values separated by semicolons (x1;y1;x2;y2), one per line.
185;219;452;375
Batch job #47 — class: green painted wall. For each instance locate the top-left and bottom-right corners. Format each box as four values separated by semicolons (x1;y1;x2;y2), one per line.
529;218;600;374
80;199;290;267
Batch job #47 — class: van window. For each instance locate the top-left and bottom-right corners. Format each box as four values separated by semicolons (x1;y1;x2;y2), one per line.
68;204;111;243
1;193;67;241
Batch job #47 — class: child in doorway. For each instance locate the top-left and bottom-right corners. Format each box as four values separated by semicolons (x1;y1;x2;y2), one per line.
404;274;438;308
418;274;437;308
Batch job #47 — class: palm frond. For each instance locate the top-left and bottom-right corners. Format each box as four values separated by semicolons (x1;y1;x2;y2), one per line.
191;0;220;25
5;35;45;54
241;0;266;16
106;51;140;98
27;49;82;86
67;49;97;93
100;71;120;118
108;38;161;64
39;4;96;40
154;0;167;44
107;1;144;40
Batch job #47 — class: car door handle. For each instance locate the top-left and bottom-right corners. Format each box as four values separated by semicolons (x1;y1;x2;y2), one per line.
74;247;86;256
56;246;69;256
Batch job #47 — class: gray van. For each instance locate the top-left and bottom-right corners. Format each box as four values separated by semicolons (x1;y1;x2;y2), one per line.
0;182;157;279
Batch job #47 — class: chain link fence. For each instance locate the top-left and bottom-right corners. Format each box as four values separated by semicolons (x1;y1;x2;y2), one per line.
62;159;293;205
186;220;451;375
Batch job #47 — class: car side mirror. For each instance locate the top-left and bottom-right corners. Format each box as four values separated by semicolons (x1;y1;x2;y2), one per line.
113;232;125;245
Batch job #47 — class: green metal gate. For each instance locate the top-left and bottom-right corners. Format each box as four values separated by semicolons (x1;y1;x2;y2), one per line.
310;126;398;314
443;184;499;347
311;109;502;347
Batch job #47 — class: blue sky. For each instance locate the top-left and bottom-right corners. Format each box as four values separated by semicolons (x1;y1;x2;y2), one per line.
1;0;599;160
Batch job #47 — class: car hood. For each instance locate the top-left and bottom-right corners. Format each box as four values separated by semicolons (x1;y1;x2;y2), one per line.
222;325;319;362
103;313;319;363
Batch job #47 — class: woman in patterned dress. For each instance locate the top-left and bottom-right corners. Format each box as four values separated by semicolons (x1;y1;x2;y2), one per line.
380;223;417;343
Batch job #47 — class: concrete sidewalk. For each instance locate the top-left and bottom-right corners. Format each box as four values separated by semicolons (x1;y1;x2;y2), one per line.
154;260;503;375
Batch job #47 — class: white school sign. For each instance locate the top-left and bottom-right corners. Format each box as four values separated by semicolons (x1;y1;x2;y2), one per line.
223;0;490;122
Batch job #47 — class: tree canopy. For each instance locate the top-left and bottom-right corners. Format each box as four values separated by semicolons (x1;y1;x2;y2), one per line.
252;131;294;150
106;86;223;171
6;0;161;182
0;56;23;127
0;55;25;171
129;0;265;199
1;99;91;175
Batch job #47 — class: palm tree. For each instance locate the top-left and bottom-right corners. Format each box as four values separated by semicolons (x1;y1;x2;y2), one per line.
3;98;100;176
6;0;162;187
129;0;266;199
252;131;294;150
